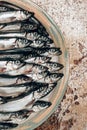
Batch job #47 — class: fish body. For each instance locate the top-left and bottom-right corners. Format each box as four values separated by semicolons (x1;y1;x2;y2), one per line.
0;10;33;24
0;59;25;73
0;122;18;129
0;74;32;86
4;63;48;76
0;22;38;32
0;93;34;112
0;37;32;50
0;109;33;124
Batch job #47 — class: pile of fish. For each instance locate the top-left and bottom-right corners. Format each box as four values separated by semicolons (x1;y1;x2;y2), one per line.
0;1;64;130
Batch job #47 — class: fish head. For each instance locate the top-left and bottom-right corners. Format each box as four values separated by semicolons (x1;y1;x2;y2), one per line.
32;100;52;112
39;56;51;63
50;73;64;82
17;38;32;47
34;64;48;72
32;40;45;48
47;62;64;71
22;10;34;19
36;71;48;79
49;47;62;55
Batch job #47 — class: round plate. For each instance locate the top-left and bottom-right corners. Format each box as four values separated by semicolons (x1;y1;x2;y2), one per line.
0;0;69;130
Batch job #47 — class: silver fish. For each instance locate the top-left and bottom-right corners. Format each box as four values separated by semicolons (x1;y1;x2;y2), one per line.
0;93;34;112
33;47;62;56
32;100;52;112
0;38;32;50
0;10;33;24
43;61;64;71
0;32;41;41
38;72;64;83
33;82;57;99
0;122;18;129
4;63;48;76
0;82;48;104
24;54;51;64
0;110;33;124
0;74;32;86
0;22;38;32
26;71;48;81
0;59;25;73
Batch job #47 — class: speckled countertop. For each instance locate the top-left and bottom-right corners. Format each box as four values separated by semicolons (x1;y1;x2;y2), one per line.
32;0;87;130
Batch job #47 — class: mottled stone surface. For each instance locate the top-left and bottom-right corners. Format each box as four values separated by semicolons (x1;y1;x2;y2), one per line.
33;0;87;130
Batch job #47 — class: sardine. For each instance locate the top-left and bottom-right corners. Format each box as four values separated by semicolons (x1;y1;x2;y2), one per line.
0;122;18;129
0;82;49;104
0;37;32;50
43;61;64;71
0;74;32;86
32;47;62;56
33;82;57;99
27;71;48;81
0;93;34;112
4;63;48;76
0;10;33;24
0;22;38;32
32;100;52;112
0;59;25;73
0;109;33;124
0;31;41;40
37;72;64;83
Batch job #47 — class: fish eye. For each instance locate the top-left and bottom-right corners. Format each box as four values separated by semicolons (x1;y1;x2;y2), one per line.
23;10;29;15
50;49;56;52
52;74;58;78
53;63;58;67
15;60;21;65
41;57;47;61
24;39;28;44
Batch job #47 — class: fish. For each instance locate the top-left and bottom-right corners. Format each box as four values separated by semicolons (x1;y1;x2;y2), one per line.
0;37;32;50
38;36;53;43
0;122;18;129
32;47;62;56
4;63;48;76
0;59;26;73
0;22;39;32
0;93;34;112
0;10;34;24
33;82;57;99
27;71;48;81
0;31;41;41
32;100;52;112
0;74;32;86
43;61;64;71
0;109;33;124
0;82;49;104
37;72;64;83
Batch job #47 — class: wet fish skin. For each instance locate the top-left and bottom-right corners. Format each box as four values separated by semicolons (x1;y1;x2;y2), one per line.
0;22;39;32
0;59;26;73
0;10;34;24
32;100;52;112
0;122;18;129
0;6;14;12
0;37;32;50
0;109;33;124
44;61;64;71
0;74;32;86
4;63;48;76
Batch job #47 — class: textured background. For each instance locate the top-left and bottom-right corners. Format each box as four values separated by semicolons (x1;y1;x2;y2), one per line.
32;0;87;130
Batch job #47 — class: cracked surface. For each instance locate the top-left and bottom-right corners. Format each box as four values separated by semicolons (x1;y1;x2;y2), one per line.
33;0;87;130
